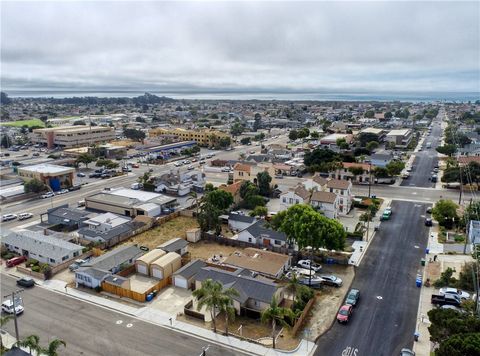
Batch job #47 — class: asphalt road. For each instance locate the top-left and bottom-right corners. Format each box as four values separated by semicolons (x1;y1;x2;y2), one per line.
401;114;443;188
1;276;238;356
315;200;430;356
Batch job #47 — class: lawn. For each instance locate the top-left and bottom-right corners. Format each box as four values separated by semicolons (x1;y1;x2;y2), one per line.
2;119;45;128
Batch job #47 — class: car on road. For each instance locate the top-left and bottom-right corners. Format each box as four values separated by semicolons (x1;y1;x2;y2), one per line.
425;218;433;226
199;161;206;165
18;213;33;220
57;189;69;195
381;209;392;221
187;165;194;170
16;277;35;288
174;162;182;167
32;152;40;156
400;348;415;356
297;259;322;272
320;275;343;287
439;287;470;300
1;214;18;222
131;163;140;168
345;288;360;306
89;173;101;178
1;300;24;315
336;304;353;323
221;167;231;172
6;256;27;268
76;172;86;177
426;207;432;214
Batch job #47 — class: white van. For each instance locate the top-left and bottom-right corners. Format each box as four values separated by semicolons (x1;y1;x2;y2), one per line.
77;200;86;207
1;300;24;315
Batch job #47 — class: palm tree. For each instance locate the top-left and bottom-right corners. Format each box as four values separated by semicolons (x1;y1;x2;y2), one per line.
0;315;13;351
261;296;295;349
41;338;66;356
16;334;41;355
286;273;301;307
192;279;238;333
187;191;202;216
238;153;246;161
219;295;238;336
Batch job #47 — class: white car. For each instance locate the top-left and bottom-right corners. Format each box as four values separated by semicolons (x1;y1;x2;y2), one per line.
439;287;471;300
221;167;231;172
1;214;18;222
56;189;69;195
18;213;33;220
174;162;182;167
41;192;54;199
297;260;322;272
187;165;194;170
320;275;343;287
1;300;24;315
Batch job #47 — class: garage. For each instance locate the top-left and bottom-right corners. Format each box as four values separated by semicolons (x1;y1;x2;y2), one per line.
150;252;181;280
135;249;166;276
171;259;207;290
173;276;188;289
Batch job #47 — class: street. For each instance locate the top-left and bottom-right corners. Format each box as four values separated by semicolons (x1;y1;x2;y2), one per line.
315;200;430;356
1;275;238;356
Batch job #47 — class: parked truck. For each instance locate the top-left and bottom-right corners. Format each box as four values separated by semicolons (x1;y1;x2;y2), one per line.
431;294;461;307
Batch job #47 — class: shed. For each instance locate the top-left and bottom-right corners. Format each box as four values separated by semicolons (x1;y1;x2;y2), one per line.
186;228;201;243
157;238;189;256
150;252;181;280
172;259;207;289
135;249;166;275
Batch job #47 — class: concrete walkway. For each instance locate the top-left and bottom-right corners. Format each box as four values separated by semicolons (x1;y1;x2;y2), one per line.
5;270;317;356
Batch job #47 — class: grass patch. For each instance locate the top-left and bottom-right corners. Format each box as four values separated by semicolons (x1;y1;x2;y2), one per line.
2;119;45;128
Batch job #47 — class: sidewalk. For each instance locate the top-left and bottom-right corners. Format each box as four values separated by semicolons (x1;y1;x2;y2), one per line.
4;269;317;356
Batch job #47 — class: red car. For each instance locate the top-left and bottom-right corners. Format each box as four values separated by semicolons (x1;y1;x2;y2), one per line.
6;256;27;268
337;304;353;323
131;164;140;168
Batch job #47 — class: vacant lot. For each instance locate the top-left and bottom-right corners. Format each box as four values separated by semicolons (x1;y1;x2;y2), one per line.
2;119;45;128
125;216;199;250
188;240;240;261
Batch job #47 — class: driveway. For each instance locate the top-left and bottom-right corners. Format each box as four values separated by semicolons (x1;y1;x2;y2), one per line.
315;200;430;356
149;286;193;315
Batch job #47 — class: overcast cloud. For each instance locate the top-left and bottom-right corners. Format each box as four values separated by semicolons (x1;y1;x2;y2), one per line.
1;1;479;93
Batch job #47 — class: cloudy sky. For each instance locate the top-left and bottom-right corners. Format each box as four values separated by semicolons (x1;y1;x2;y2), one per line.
1;1;479;93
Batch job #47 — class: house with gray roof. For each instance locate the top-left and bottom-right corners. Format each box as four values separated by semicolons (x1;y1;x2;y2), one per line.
194;266;284;315
157;238;189;256
46;204;93;229
2;230;83;266
237;219;291;249
172;259;207;289
228;213;256;231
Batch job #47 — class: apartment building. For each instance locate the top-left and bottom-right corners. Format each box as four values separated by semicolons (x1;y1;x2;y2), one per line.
149;127;229;147
385;129;412;148
31;125;115;148
233;162;276;186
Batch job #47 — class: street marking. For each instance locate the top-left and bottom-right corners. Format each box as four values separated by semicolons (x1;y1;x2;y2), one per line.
376;296;383;300
414;245;419;249
116;320;123;325
126;323;133;328
412;192;417;195
342;346;359;356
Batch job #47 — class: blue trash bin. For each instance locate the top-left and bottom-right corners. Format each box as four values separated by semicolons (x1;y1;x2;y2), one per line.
416;278;422;288
425;248;430;255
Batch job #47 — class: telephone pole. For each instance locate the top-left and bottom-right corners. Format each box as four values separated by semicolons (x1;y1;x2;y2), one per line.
3;290;24;342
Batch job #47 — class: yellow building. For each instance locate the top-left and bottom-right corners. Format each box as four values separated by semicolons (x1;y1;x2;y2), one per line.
233;162;277;186
149;128;228;147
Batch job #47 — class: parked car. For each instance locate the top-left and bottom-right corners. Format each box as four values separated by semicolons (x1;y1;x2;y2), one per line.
57;189;69;195
18;213;33;220
69;259;87;272
425;218;433;226
69;185;82;191
400;349;415;356
16;277;35;288
122;166;132;172
320;275;343;287
187;165;194;170
6;256;27;268
345;289;360;306
131;163;140;168
297;260;322;272
426;207;432;214
221;167;231;172
431;293;461;307
89;173;101;178
174;162;182;167
1;300;24;315
439;287;471;300
77;172;86;177
32;152;40;157
336;305;353;323
1;214;18;222
77;200;86;207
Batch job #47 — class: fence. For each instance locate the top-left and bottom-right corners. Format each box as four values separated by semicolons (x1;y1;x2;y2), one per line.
16;266;45;280
50;251;93;275
184;300;205;321
155;211;180;225
291;297;316;336
117;264;136;277
101;276;172;303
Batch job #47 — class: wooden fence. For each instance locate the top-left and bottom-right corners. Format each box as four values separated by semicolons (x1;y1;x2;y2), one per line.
292;297;316;336
155;211;180;225
101;276;171;303
16;266;45;280
184;300;205;321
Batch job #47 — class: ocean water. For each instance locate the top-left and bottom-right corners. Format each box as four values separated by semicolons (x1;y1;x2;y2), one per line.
5;90;480;103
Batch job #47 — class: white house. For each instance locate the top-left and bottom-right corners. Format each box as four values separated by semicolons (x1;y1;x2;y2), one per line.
280;184;311;209
228;213;257;231
237;220;290;249
302;175;328;191
83;213;131;233
326;179;353;216
310;191;339;219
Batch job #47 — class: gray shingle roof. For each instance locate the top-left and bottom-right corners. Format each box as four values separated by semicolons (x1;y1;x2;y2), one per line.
195;267;277;304
244;220;287;242
78;222;135;242
83;245;144;272
47;205;91;222
77;267;110;280
157;238;188;253
228;213;256;224
173;259;207;280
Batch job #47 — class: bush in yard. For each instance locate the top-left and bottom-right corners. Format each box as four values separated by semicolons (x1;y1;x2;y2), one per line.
26;259;39;267
31;265;40;272
2;253;15;260
433;267;457;288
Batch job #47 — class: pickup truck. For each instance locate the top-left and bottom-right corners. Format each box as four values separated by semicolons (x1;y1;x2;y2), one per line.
431;294;461;307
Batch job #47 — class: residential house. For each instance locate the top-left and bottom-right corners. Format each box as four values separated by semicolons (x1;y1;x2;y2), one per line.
2;230;83;266
280;184;311;208
302;175;328;191
172;259;207;289
75;245;144;288
194;266;284;316
157;238;189;256
310;191;339;219
223;248;291;279
233;162;276;186
369;151;394;168
219;181;243;206
46;204;92;228
228;213;256;231
237;219;290;249
331;162;372;184
326;179;353;215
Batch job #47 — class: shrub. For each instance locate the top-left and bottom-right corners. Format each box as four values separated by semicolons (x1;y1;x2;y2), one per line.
2;253;15;260
39;263;50;272
433;267;457;288
94;286;102;293
26;258;39;267
31;265;41;272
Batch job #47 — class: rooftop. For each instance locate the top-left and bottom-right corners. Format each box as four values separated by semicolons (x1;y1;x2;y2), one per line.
244;219;287;242
18;163;75;175
83;245;144;271
311;191;338;204
387;129;411;136
224;248;290;277
327;178;351;190
157;238;188;253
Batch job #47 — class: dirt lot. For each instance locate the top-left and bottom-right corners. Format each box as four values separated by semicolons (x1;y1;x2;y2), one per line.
303;264;355;340
188;240;241;261
125;216;199;250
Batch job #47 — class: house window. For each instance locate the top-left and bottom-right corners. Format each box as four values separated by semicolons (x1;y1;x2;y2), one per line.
274;240;282;245
282;197;286;203
248;237;253;243
289;198;293;204
295;199;299;204
62;255;69;261
73;251;79;257
49;258;55;264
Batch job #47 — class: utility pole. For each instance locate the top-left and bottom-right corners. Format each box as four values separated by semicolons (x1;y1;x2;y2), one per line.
3;290;23;342
458;163;463;205
368;163;372;198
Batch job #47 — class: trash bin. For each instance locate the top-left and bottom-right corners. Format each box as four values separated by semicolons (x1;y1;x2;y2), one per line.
416;278;422;287
425;248;430;255
421;259;426;266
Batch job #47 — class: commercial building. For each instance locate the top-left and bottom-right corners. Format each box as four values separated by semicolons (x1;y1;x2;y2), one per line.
31;125;115;149
233;162;277;186
386;129;412;148
149;128;229;147
85;188;176;218
18;164;75;191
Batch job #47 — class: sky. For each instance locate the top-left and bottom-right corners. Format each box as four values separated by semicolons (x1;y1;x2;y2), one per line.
1;1;479;94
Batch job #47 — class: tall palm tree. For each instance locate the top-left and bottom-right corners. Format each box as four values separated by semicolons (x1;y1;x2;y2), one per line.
16;334;41;355
192;279;238;333
0;315;13;351
41;338;66;356
286;274;301;307
218;295;237;336
261;296;295;349
187;191;202;217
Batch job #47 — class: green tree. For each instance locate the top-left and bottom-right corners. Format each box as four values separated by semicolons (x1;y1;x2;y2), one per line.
437;144;457;156
243;194;266;209
0;134;13;148
288;130;299;141
432;199;459;227
272;204;346;251
240;181;259;200
219;136;231;148
42;338;66;356
297;128;310;139
256;171;272;197
286;273;301;306
253;113;262;132
366;141;379;152
433;267;457;288
198;190;233;232
386;160;405;176
123;128;146;142
310;131;319;139
384;111;393;119
428;308;480;347
348;166;365;180
240;137;251;145
76;153;96;168
230;122;244;137
250;206;268;217
436;333;480;356
24;178;46;193
357;132;379;147
73;120;86;125
0;315;12;350
16;334;41;355
254;133;266;141
203;189;234;211
336;138;349;149
364;110;375;118
192;279;238;334
373;167;389;178
261;296;295;349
